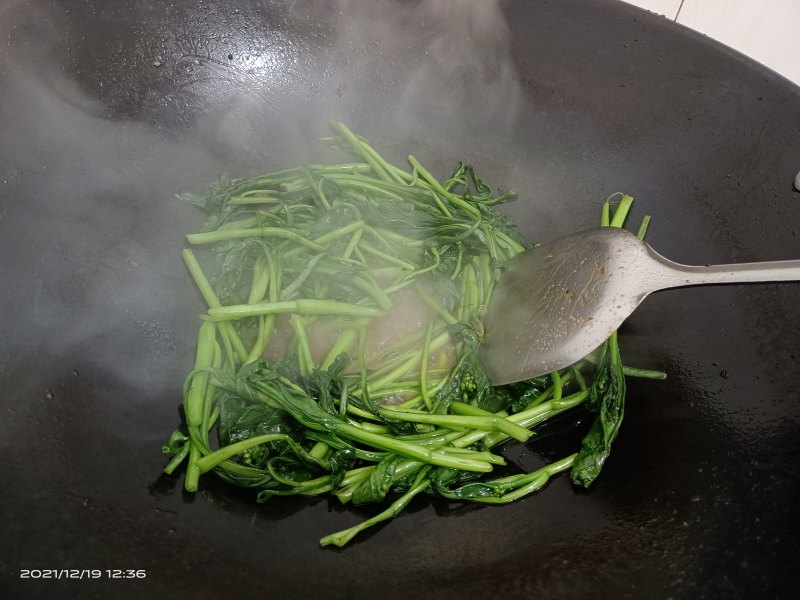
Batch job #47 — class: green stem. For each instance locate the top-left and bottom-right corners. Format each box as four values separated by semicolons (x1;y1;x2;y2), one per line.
449;401;504;417
610;194;634;228
185;441;201;492
195;434;290;473
622;365;667;379
184;321;217;428
314;220;365;245
187;227;324;251
229;195;282;206
372;227;426;248
347;405;382;422
636;215;652;240
330;421;492;472
380;407;532;442
303;168;331;210
320;468;431;547
331;121;394;183
419;321;435;411
207;299;384;321
468;454;577;504
366;331;451;391
437;447;505;465
246;256;269;304
245;314;274;365
201;342;222;445
163;444;190;474
359;241;417;270
551;370;563;402
494;230;526;255
406;155;481;219
321;327;358;371
580;353;667;379
343;228;363;259
290;315;314;376
181;249;247;363
281;253;327;300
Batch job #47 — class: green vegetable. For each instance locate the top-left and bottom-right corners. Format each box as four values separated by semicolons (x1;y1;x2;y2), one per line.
161;123;665;546
570;332;625;487
569;195;652;487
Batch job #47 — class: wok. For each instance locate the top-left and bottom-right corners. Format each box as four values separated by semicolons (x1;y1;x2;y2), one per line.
1;0;799;598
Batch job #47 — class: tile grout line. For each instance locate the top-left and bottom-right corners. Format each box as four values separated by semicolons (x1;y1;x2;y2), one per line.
674;0;686;22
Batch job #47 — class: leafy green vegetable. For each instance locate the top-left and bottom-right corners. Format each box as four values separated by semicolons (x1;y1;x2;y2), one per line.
569;195;635;487
162;123;665;547
570;333;626;487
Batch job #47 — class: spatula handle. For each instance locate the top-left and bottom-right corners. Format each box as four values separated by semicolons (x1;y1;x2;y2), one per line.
662;259;800;287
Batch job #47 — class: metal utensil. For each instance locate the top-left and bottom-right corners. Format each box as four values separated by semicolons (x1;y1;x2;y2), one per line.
480;227;800;384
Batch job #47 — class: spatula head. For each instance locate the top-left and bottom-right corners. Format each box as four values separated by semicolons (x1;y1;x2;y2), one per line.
479;228;649;384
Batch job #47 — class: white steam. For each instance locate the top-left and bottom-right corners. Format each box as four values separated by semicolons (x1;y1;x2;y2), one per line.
0;0;525;394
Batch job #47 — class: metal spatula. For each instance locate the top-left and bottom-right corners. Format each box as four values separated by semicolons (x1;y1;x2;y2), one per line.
479;227;800;385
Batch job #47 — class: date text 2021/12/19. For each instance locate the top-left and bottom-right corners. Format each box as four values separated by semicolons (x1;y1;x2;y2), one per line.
20;569;146;579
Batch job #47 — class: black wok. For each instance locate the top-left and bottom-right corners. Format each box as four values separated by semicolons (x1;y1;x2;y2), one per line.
1;1;799;598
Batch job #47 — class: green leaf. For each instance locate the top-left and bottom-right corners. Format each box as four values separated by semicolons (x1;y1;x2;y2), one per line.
351;455;405;505
570;333;626;487
429;465;491;499
431;325;493;413
218;396;294;445
505;376;550;413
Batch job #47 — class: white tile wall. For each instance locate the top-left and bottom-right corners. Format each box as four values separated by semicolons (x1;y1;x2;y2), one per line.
621;0;682;19
623;0;800;85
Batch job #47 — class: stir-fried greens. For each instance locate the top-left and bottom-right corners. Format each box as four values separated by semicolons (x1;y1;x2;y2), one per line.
162;122;665;547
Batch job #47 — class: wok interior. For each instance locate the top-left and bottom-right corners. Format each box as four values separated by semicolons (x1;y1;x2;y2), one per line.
1;0;799;598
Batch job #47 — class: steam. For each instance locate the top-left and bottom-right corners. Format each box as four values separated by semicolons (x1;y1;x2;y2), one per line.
0;0;524;398
195;0;525;172
332;0;522;127
0;10;215;397
0;0;531;519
